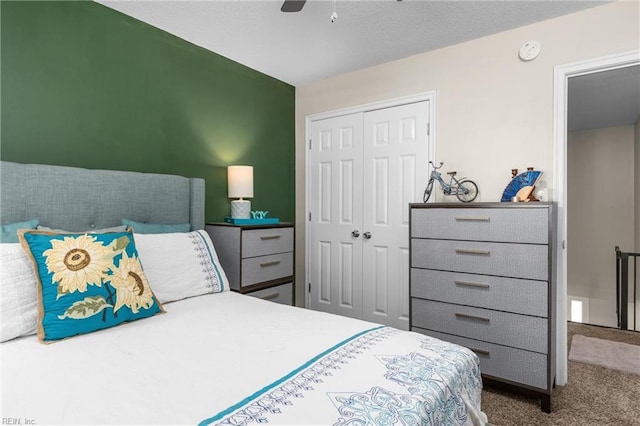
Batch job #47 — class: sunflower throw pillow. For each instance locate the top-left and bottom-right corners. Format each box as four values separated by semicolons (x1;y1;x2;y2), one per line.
19;229;164;342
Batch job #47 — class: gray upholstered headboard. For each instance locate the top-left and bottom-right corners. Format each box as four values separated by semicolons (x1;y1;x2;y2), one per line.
0;161;205;231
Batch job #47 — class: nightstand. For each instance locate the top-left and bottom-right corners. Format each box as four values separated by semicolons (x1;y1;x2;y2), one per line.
205;223;294;306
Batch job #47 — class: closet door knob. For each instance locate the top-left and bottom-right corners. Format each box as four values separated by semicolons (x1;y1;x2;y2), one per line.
351;230;360;238
363;232;372;239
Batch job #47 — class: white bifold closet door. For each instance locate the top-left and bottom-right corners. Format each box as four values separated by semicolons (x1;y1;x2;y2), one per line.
308;101;430;330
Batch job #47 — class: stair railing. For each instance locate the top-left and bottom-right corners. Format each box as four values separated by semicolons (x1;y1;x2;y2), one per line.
615;246;639;331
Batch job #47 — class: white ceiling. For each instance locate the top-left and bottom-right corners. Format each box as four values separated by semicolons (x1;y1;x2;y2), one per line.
97;0;609;86
568;65;640;132
98;0;637;131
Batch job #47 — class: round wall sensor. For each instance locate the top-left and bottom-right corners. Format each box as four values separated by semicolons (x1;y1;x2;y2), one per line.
519;41;541;61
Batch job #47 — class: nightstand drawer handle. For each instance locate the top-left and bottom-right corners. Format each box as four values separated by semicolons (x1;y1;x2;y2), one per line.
260;260;281;267
454;280;490;289
455;248;491;256
260;235;281;240
455;217;490;222
455;312;490;322
469;347;490;356
260;292;280;300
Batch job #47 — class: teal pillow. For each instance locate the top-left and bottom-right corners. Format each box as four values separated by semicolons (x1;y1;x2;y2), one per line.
121;219;191;234
19;229;164;342
1;219;39;243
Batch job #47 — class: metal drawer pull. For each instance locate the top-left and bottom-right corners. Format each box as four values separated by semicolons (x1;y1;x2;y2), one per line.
455;280;490;289
260;292;280;300
260;260;281;267
455;312;490;322
469;347;490;356
260;235;281;240
455;248;491;256
455;217;490;222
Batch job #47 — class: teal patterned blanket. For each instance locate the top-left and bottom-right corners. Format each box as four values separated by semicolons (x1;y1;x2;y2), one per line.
201;326;487;426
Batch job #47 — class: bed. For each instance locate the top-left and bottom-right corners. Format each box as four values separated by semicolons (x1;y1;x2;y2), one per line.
0;161;487;425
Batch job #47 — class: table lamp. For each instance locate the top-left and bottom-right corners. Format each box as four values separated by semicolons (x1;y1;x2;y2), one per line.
228;165;253;219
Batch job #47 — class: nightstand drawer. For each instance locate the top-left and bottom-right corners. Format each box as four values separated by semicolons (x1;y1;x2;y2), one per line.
242;228;293;258
411;239;548;281
246;282;293;305
241;252;293;287
206;223;295;296
411;269;548;317
411;299;547;353
411;207;549;244
414;328;548;389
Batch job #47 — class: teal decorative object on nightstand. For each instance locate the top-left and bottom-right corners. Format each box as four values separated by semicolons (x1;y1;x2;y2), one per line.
224;217;279;225
224;210;279;225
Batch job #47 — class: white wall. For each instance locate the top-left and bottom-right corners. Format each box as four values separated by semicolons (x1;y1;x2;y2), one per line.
567;126;635;327
294;1;640;306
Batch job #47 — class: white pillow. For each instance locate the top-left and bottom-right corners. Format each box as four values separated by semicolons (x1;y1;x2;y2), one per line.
134;230;229;304
1;244;38;342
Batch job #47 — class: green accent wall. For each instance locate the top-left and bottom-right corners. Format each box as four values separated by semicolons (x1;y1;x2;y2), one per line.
1;1;295;223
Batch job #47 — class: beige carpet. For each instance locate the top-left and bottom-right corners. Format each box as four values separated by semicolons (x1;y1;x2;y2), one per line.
569;334;640;375
481;323;640;425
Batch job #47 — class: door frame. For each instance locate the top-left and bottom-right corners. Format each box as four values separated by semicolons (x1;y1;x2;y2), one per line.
304;91;436;308
553;49;640;386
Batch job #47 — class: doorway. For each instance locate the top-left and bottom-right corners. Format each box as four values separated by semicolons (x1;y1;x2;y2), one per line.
566;65;640;329
554;50;640;386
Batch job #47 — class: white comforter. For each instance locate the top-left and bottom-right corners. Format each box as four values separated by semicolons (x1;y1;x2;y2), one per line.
1;292;486;425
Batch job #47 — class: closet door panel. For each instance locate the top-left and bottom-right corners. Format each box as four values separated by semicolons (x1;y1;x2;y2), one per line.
362;101;430;330
309;113;364;319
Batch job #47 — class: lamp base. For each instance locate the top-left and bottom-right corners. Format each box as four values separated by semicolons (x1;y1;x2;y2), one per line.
231;200;251;219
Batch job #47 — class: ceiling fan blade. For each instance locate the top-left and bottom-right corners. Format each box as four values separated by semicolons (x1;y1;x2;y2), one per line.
281;0;306;13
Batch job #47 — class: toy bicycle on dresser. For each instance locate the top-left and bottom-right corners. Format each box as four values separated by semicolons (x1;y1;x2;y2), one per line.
423;161;478;202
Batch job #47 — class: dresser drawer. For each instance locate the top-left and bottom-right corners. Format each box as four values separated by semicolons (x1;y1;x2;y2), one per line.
411;239;548;281
242;227;293;258
411;269;548;317
411;299;547;353
241;252;293;287
411;207;549;244
414;328;548;389
246;282;293;305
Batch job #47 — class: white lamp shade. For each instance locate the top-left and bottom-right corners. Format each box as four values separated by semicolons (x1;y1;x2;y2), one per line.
227;166;254;199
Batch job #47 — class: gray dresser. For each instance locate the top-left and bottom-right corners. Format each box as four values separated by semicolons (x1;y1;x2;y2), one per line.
206;223;294;306
409;203;555;412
